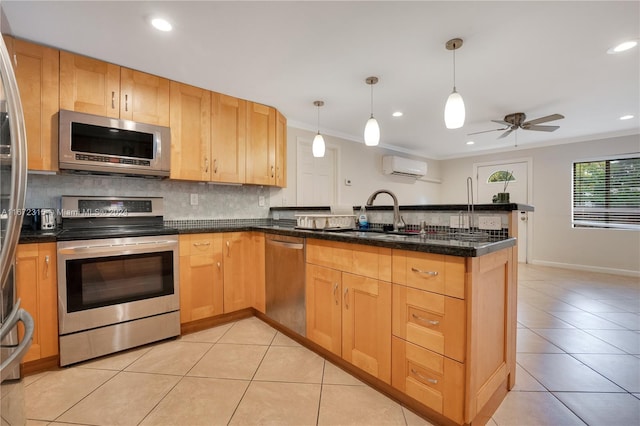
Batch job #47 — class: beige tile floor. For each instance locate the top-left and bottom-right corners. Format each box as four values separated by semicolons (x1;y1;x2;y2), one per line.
21;264;640;426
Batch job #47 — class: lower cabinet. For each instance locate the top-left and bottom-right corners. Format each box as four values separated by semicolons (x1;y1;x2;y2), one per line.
391;337;465;424
179;233;224;323
15;243;58;363
306;244;392;384
223;232;264;313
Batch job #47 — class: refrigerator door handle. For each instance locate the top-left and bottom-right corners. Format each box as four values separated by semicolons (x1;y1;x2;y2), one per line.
0;301;34;382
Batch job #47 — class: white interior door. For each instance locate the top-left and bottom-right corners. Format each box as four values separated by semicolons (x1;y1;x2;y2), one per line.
297;140;337;206
475;159;531;263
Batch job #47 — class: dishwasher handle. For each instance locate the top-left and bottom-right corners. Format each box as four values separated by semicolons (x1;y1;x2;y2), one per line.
266;239;304;250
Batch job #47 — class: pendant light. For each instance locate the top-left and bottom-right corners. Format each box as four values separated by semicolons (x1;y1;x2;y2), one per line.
364;76;380;146
444;38;465;129
312;100;325;158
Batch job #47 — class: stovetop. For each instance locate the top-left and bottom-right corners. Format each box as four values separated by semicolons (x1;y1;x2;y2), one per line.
56;225;179;241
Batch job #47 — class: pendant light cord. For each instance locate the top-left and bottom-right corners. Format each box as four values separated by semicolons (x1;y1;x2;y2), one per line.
370;83;374;118
317;104;320;134
452;42;457;90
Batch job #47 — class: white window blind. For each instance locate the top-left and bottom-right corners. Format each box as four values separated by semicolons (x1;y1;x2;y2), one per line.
572;157;640;230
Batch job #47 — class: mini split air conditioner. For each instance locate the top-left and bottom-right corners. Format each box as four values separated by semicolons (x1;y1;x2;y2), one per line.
382;156;427;178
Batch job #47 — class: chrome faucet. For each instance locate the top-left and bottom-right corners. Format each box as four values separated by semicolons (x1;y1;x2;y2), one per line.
365;189;406;232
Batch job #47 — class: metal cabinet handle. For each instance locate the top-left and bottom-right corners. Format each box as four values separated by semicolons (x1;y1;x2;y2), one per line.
411;267;438;277
125;94;129;111
343;288;349;309
411;368;438;385
111;91;115;109
205;158;209;173
213;159;218;174
217;261;221;269
333;283;339;305
192;242;211;247
13;54;17;67
411;313;439;326
271;165;275;178
44;255;50;278
226;241;230;256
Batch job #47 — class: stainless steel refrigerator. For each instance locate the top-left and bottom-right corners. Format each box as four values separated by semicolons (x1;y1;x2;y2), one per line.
0;30;34;425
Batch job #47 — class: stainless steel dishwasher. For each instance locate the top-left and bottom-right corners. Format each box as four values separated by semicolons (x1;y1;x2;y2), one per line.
265;234;306;336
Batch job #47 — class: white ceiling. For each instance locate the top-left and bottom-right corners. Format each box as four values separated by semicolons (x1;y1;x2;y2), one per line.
2;1;639;159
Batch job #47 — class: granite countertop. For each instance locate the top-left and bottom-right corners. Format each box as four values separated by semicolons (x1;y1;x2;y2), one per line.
19;223;515;257
270;203;535;212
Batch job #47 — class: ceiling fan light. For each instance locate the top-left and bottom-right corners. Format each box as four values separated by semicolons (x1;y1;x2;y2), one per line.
312;133;325;157
445;89;465;129
364;116;380;146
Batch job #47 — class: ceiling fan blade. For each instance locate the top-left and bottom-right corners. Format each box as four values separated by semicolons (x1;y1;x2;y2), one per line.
524;114;564;126
498;129;514;139
523;124;560;132
491;120;511;126
467;127;508;136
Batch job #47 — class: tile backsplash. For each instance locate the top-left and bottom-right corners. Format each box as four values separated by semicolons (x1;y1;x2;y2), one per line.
25;173;270;220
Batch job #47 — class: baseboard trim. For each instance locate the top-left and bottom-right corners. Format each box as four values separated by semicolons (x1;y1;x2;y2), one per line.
529;259;640;277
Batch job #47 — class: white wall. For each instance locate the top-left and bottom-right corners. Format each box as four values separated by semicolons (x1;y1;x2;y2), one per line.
439;134;640;276
270;126;441;207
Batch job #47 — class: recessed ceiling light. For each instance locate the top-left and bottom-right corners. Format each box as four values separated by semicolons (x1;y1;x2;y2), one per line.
151;18;172;32
392;111;403;117
620;115;634;120
607;40;637;54
466;141;475;145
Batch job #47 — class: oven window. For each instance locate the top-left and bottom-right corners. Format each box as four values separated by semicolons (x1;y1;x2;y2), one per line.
71;122;154;159
66;251;174;312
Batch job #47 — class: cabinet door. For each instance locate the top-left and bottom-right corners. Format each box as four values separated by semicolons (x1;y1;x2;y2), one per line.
275;110;287;187
223;232;254;312
6;37;59;171
211;92;246;183
251;233;266;313
179;234;224;324
306;263;342;355
169;81;211;181
60;51;120;118
16;243;58;363
341;273;392;383
246;102;276;185
120;68;170;126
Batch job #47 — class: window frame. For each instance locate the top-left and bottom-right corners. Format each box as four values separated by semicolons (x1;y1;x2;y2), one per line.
571;153;640;231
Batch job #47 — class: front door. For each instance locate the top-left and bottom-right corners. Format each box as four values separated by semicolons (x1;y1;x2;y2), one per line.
475;160;531;263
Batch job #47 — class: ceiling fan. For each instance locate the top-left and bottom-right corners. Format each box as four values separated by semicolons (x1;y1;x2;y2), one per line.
469;112;565;139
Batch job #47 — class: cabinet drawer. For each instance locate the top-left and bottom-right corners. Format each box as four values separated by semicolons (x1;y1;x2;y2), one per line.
392;337;464;424
307;239;391;281
179;234;218;256
392;250;465;299
392;285;465;362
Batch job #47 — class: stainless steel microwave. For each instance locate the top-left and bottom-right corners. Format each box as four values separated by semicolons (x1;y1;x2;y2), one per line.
59;109;170;178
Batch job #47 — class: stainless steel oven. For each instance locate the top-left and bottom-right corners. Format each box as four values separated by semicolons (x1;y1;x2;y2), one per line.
56;196;180;366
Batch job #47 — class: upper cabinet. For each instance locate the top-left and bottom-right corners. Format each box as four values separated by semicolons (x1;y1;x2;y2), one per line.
275;110;287;188
211;92;246;183
169;81;211;181
246;102;276;186
60;51;169;126
4;36;59;172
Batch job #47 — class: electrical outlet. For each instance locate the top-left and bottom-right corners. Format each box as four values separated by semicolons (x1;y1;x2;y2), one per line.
258;196;265;207
450;215;469;229
190;193;198;206
478;215;502;230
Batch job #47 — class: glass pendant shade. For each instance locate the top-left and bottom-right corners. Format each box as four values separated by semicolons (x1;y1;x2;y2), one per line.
444;89;465;129
312;133;325;157
364;116;380;146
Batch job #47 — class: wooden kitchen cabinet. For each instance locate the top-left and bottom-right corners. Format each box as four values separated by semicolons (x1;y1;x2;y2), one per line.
60;51;170;125
4;36;59;172
223;232;265;313
275;110;287;187
211;92;246;183
179;234;224;324
169;81;211;181
246;102;276;185
306;239;392;383
15;243;58;364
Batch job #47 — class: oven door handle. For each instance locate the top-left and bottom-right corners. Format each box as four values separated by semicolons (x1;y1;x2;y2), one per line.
58;240;178;256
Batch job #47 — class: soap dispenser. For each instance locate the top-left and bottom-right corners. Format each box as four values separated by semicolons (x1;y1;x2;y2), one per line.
358;206;369;230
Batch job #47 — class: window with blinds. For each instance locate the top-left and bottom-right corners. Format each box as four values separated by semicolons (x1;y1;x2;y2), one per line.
572;156;640;230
